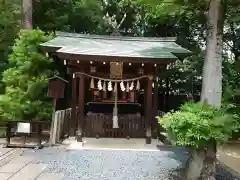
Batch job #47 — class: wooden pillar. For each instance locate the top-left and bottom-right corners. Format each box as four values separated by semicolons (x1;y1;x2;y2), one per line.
153;68;159;116
153;78;159;138
153;68;159;138
153;79;159;114
70;73;77;136
145;76;153;144
77;74;85;142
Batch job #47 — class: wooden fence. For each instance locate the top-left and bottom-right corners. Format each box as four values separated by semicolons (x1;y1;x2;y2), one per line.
84;113;146;138
49;108;71;145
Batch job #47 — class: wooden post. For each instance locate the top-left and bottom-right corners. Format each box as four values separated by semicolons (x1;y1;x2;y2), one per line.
145;76;153;144
49;98;57;146
77;74;85;142
153;69;159;138
70;73;77;136
36;123;42;149
153;79;159;115
5;123;11;147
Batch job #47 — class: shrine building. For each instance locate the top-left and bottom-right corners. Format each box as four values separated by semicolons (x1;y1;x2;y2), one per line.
41;32;190;144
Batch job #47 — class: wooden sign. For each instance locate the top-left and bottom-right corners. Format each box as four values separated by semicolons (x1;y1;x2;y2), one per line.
110;62;123;79
47;76;68;98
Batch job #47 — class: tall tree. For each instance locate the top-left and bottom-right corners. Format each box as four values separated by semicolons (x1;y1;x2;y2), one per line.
138;0;239;179
201;0;225;107
22;0;32;29
192;1;226;179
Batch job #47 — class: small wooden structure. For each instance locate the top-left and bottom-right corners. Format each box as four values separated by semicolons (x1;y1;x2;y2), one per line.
41;32;190;144
48;76;68;99
47;76;68;145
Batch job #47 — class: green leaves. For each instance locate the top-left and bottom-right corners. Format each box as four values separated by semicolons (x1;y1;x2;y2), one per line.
0;29;54;121
157;102;237;148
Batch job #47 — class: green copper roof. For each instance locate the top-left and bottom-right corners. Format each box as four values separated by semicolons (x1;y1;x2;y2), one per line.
41;32;191;59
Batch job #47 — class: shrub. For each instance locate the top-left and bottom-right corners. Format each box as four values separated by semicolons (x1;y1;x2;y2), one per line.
156;102;237;148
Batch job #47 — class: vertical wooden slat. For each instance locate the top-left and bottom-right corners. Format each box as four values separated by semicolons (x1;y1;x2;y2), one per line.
36;123;42;148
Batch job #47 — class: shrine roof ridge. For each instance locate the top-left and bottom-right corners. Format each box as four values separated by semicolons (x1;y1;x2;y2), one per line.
55;31;177;42
41;31;191;60
49;75;68;83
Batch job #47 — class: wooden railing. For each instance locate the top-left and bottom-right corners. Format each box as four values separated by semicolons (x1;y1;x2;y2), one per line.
0;108;72;148
84;113;146;138
0;120;51;149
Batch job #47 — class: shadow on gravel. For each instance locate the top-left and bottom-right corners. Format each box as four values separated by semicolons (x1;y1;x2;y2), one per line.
156;145;240;180
167;165;240;180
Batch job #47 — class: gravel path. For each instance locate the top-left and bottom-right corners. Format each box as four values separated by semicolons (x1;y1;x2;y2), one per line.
23;146;240;180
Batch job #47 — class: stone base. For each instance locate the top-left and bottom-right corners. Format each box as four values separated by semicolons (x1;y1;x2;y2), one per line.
146;137;151;144
76;135;83;142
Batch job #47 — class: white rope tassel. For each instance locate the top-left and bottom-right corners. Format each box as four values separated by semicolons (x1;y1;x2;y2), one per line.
129;81;134;91
126;82;130;92
113;110;119;128
113;82;119;128
103;81;106;92
97;80;103;90
108;81;112;91
90;78;94;89
136;80;140;90
114;82;117;92
120;81;125;91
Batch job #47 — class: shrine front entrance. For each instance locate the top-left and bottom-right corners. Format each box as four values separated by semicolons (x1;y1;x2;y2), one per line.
72;73;157;140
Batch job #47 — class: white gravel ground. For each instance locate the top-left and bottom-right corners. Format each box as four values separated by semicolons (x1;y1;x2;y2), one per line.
23;146;240;180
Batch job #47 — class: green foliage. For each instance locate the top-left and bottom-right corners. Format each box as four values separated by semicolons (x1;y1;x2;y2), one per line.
0;29;54;121
33;0;105;33
0;0;21;93
157;102;237;148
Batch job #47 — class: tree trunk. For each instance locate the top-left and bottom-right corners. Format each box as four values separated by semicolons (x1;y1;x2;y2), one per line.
200;0;224;107
186;0;226;180
22;0;32;29
186;141;217;180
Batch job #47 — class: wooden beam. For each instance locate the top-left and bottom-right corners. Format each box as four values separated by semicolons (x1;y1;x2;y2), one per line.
70;74;77;136
77;74;85;142
145;76;153;144
56;52;176;65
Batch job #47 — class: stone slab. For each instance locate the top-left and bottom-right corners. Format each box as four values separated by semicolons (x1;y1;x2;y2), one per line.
0;148;13;157
9;163;46;180
0;156;34;173
0;173;13;180
81;138;163;150
0;148;16;162
36;172;64;180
